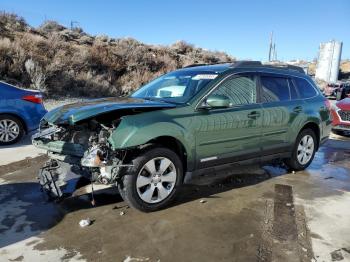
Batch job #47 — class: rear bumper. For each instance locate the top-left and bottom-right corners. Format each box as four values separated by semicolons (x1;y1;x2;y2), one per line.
332;124;350;131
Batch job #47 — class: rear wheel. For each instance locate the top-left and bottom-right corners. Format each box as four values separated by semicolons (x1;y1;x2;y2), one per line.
284;129;317;171
118;146;183;212
0;115;24;145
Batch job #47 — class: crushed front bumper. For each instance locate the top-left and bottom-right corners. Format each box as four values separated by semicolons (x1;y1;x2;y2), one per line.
33;138;85;157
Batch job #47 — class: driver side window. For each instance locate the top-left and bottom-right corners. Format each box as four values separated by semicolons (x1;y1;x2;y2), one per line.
211;75;257;105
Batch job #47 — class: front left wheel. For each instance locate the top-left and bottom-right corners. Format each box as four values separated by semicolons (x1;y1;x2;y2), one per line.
118;146;183;212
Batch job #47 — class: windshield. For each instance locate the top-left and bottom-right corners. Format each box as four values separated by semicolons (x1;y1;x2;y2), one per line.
131;70;218;103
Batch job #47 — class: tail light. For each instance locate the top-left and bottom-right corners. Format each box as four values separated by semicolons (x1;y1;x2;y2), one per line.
22;94;43;104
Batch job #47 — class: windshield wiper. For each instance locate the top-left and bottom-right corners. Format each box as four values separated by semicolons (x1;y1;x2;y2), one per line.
142;97;183;105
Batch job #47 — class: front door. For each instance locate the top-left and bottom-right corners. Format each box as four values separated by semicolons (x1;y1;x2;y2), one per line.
194;74;263;169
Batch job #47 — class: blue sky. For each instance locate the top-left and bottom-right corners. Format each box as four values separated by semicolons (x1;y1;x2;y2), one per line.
1;0;349;61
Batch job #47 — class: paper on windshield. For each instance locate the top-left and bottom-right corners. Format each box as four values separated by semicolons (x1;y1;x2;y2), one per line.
192;74;218;80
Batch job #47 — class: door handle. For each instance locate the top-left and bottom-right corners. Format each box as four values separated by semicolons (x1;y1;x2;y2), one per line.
247;111;261;119
293;106;303;113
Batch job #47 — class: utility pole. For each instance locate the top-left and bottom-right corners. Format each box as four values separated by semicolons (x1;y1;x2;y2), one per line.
70;21;79;30
268;31;273;62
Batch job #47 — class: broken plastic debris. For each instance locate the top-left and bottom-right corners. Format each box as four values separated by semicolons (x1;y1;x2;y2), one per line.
286;203;292;207
79;218;92;227
199;199;207;204
120;211;125;216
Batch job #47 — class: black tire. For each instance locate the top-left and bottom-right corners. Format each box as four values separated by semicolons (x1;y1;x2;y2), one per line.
284;129;317;171
118;146;183;212
336;89;345;101
332;129;344;136
0;114;24;145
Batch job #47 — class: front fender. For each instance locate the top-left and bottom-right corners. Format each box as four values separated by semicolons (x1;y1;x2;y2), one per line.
108;116;196;169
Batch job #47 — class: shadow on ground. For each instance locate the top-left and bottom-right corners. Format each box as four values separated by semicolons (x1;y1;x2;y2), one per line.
0;133;34;149
0;164;282;249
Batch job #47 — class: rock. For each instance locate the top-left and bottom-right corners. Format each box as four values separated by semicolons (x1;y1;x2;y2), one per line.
330;249;344;261
199;199;207;204
120;211;125;216
78;35;94;45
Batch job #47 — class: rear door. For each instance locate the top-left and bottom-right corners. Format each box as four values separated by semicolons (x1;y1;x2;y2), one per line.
194;73;263;168
259;73;303;155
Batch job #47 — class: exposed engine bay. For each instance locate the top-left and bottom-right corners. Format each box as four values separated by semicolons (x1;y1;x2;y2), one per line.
32;109;147;201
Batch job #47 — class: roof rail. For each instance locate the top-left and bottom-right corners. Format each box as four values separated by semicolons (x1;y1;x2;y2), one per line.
183;61;233;68
262;62;305;74
183;61;305;74
230;60;305;74
183;63;209;68
230;61;262;67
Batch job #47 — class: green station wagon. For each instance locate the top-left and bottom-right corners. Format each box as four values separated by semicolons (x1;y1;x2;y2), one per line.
33;61;332;211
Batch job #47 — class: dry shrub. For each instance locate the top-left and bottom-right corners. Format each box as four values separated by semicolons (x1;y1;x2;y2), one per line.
0;12;235;98
38;21;65;33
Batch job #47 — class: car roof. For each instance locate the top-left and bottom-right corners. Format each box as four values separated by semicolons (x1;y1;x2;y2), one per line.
177;61;307;78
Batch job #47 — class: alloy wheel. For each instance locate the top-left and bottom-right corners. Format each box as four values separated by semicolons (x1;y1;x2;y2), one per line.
136;157;177;204
297;134;314;165
0;119;20;142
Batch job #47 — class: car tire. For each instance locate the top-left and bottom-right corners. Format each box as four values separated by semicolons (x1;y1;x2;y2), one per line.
118;146;183;212
0;114;24;145
336;89;345;101
284;129;317;171
332;129;345;136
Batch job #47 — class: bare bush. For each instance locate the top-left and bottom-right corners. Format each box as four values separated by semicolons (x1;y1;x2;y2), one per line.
0;12;234;98
25;59;47;92
38;20;65;33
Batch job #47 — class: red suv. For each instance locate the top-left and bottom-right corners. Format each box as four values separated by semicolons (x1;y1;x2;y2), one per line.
324;83;342;97
331;98;350;135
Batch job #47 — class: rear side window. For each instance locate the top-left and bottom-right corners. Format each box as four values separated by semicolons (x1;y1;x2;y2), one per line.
293;78;317;98
261;76;290;102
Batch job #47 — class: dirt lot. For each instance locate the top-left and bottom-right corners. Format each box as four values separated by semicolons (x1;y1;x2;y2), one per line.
0;132;350;262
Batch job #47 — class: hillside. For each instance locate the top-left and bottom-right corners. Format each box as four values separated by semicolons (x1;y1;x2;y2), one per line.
0;12;234;97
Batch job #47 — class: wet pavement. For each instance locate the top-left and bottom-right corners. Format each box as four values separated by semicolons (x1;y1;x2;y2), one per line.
0;133;350;262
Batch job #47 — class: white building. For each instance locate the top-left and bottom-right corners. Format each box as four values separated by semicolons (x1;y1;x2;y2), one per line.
315;40;342;83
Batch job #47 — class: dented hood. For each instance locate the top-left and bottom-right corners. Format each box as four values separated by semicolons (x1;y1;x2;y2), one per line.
43;97;176;125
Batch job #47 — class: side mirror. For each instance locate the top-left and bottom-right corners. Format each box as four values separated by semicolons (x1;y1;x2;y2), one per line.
200;94;231;109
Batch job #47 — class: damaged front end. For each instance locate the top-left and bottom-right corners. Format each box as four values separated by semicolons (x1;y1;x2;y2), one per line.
32;117;129;201
32;97;176;201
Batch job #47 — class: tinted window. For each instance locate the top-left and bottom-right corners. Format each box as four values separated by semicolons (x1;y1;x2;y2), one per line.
211;75;256;105
294;78;317;98
261;76;290;102
289;79;299;100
